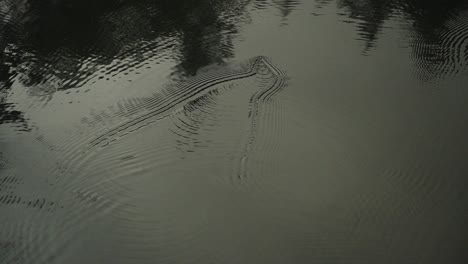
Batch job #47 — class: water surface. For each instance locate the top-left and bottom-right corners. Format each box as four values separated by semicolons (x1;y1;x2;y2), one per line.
1;0;468;263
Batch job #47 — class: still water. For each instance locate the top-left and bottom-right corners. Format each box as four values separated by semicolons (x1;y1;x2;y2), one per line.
1;0;468;263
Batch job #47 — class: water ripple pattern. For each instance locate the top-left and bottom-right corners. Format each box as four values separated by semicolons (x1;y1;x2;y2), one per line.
0;150;63;264
53;56;284;183
18;56;287;261
411;10;468;80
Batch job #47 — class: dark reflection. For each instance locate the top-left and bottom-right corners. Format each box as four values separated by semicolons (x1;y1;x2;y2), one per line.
0;0;256;93
334;0;468;79
0;0;467;127
0;75;29;130
337;0;396;50
0;103;29;131
402;0;468;79
273;0;300;18
0;0;304;130
0;0;466;95
0;0;259;128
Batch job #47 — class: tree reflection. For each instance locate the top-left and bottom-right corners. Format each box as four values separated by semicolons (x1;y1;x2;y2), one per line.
0;101;29;131
0;0;258;92
337;0;396;50
1;0;467;91
0;0;257;127
1;0;467;128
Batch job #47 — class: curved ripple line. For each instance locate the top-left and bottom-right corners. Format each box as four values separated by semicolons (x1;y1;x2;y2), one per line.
34;56;287;218
86;57;264;147
160;58;287;185
13;57;287;261
411;11;468;79
50;57;260;156
236;57;287;180
43;56;287;218
48;57;266;177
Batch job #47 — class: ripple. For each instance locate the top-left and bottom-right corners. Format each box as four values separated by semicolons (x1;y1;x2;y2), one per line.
0;153;56;212
0;152;65;264
0;0;259;100
1;1;178;97
22;58;288;258
0;135;133;263
235;100;288;191
48;56;266;166
24;57;285;242
410;10;468;80
233;57;287;182
162;57;288;187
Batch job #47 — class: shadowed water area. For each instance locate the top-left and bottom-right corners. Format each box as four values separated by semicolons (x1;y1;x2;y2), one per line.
1;0;468;263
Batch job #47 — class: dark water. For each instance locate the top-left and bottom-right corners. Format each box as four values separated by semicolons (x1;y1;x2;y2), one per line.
1;0;468;263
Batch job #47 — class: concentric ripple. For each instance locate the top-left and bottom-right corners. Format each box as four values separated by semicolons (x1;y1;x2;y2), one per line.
47;56;286;186
410;10;468;80
16;56;288;261
167;59;287;185
0;152;61;264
